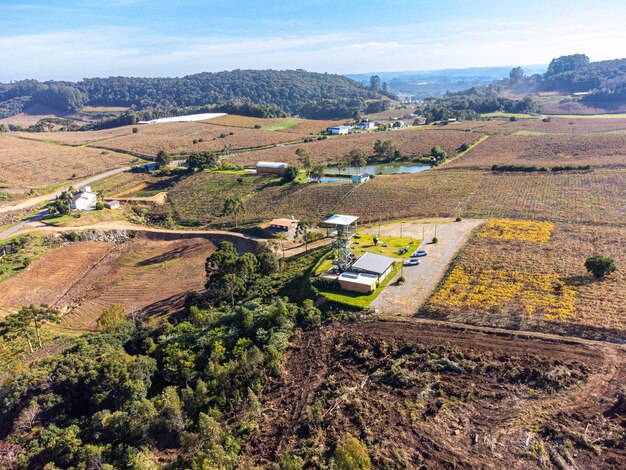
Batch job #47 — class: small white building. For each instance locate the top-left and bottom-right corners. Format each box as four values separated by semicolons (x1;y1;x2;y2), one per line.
327;125;352;135
355;119;375;130
70;187;98;211
105;200;121;210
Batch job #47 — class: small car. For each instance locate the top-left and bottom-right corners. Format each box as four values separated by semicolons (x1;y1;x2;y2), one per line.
412;249;428;257
404;258;420;266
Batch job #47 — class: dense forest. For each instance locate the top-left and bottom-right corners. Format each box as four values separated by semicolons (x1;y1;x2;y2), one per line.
0;242;337;469
0;70;383;120
423;54;626;120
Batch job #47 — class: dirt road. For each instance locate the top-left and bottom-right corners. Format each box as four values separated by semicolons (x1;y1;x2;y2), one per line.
0;166;131;214
367;218;484;315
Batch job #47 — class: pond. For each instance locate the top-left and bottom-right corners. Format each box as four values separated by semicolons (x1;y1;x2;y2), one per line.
325;162;432;175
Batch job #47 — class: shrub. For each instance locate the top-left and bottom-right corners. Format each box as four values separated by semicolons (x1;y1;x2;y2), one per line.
398;276;406;283
455;216;462;222
585;255;616;279
509;116;518;121
332;433;371;469
95;201;105;210
283;166;300;183
97;305;127;331
459;143;470;152
254;124;262;129
131;127;138;133
432;237;439;244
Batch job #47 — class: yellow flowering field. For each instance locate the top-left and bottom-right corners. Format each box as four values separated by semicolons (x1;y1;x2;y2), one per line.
431;267;576;320
479;219;554;243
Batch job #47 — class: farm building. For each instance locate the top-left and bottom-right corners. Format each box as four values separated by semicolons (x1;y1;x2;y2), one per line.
105;200;121;210
134;162;160;173
327;125;352;135
351;173;370;184
338;271;380;293
70;187;98;211
355;119;375;130
256;161;288;176
350;252;395;281
269;217;299;231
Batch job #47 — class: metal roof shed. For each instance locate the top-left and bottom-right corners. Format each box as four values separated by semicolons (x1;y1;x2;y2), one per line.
322;214;359;226
350;252;395;277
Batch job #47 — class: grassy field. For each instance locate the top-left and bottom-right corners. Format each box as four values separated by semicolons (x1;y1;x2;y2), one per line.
422;220;626;340
262;119;301;131
318;262;400;308
481;111;541;119
351;232;418;259
0;233;55;284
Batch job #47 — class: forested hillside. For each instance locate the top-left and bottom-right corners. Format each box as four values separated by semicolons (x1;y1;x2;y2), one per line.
422;54;626;120
0;70;382;120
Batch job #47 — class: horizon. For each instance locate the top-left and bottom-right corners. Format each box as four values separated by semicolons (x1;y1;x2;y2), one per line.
2;0;626;82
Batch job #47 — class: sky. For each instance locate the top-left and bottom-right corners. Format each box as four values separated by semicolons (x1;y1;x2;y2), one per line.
1;0;626;81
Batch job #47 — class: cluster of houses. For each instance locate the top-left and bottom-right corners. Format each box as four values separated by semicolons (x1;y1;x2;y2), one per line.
326;119;376;135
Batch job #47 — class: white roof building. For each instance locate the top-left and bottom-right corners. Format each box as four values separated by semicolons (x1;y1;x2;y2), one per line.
323;214;359;226
70;188;98;211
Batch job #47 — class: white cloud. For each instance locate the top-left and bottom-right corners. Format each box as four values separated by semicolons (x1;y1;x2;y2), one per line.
1;18;625;81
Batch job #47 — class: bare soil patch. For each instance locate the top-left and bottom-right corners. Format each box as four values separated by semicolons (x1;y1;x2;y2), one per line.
0;236;217;328
245;320;626;469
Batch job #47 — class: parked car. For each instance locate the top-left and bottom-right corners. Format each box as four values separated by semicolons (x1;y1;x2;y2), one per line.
412;249;428;257
404;258;420;266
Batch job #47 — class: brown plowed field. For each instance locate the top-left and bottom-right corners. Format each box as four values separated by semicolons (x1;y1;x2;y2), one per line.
446;117;626;135
245;320;626;469
0;236;216;328
207;115;340;134
447;133;626;168
229;128;479;166
0;135;133;191
90;122;306;156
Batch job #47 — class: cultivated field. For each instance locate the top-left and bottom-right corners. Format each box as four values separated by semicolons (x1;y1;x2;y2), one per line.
336;167;626;225
91;122;307;157
0;135;134;196
13;126;132;146
447;116;626;135
207;115;340;134
168;172;355;226
447;133;626;168
423;220;626;340
0;236;217;328
230;128;480;166
246;321;626;469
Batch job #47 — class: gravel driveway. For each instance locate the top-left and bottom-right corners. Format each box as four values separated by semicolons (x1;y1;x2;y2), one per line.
366;218;484;315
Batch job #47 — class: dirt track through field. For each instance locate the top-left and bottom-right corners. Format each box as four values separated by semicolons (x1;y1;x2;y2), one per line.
367;218;484;315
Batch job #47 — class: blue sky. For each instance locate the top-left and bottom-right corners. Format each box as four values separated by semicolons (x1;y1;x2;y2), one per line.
1;0;625;81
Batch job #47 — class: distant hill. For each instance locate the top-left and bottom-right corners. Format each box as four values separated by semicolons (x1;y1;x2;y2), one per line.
347;65;547;99
421;55;626;119
0;70;383;121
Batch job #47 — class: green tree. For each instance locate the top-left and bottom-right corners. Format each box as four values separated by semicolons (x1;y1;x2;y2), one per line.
585;255;616;279
509;66;525;82
295;148;313;176
309;164;325;182
96;305;126;331
369;75;381;92
187;152;218;172
49;188;74;215
373;140;395;160
295;219;311;252
546;54;590;77
0;123;9;133
155;150;172;166
348;149;368;173
283;165;300;182
256;242;280;275
332;433;371;469
222;196;245;227
430;145;447;164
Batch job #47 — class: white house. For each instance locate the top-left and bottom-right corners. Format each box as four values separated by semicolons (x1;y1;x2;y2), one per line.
327;125;352;135
355;119;375;130
70;187;98;211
